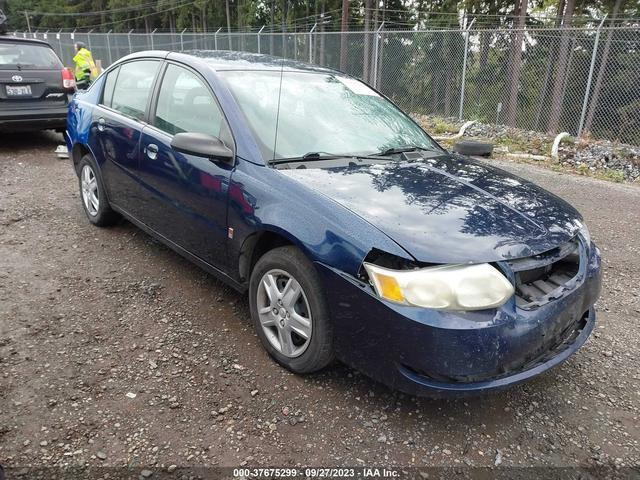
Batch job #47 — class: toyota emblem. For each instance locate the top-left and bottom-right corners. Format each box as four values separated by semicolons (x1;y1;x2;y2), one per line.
12;75;23;82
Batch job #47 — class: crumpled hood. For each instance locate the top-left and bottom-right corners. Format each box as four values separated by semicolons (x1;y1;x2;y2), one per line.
279;153;582;263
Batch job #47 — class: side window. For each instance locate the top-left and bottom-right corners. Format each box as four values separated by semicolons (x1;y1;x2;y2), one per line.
111;60;160;121
154;64;230;144
101;66;119;108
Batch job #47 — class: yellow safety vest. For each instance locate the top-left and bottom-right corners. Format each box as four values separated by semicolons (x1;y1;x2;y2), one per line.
73;48;98;82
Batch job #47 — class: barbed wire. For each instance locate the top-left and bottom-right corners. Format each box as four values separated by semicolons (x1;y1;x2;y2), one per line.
17;4;639;34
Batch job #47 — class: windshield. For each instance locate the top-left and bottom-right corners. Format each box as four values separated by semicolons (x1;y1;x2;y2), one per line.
218;70;439;161
0;42;62;70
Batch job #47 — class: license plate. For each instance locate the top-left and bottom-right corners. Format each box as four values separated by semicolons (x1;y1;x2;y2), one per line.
6;85;32;96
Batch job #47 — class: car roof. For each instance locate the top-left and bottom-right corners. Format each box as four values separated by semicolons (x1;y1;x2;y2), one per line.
180;51;338;73
0;34;55;48
120;50;340;75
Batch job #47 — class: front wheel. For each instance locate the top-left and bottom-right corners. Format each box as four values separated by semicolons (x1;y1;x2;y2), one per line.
249;246;334;373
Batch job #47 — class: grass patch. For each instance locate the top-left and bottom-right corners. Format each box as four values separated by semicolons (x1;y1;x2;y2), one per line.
414;116;461;135
492;134;553;156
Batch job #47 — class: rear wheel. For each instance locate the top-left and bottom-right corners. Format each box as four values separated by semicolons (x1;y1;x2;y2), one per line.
249;246;334;373
77;154;120;227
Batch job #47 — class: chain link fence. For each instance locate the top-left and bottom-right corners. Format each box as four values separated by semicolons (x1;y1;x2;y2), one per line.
13;24;640;145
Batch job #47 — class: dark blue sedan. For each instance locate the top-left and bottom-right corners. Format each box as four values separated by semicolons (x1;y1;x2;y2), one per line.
66;51;602;396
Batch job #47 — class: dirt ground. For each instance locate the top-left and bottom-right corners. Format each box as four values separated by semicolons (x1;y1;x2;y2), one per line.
1;131;639;475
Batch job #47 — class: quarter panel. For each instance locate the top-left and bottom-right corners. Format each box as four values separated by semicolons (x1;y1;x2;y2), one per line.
67;76;104;147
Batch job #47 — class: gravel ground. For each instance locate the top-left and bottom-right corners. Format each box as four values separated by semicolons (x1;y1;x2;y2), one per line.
1;131;639;475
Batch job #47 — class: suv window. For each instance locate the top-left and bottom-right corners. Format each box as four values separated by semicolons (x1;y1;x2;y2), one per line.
111;60;160;121
154;64;230;144
0;41;62;70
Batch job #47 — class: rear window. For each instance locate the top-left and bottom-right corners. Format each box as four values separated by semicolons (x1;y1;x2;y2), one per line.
0;41;62;70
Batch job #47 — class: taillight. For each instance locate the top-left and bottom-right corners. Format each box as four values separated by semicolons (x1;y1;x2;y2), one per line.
62;68;76;90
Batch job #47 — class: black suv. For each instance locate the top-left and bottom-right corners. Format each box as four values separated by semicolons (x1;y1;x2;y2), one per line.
0;14;75;132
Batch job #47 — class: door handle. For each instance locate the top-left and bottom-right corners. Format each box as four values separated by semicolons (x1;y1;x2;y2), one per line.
97;117;106;132
145;143;159;160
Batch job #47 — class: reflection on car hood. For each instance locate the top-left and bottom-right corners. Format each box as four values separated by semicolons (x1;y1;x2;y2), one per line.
279;154;582;263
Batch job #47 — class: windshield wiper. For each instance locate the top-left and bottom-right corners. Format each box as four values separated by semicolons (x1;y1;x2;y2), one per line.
377;145;435;156
270;151;391;165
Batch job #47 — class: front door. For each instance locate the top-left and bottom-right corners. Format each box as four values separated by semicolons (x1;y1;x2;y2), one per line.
136;62;235;271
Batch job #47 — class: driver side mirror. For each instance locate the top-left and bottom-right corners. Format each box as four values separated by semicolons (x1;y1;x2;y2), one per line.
171;132;234;164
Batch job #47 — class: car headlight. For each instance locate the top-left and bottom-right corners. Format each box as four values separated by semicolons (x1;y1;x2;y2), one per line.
363;262;514;311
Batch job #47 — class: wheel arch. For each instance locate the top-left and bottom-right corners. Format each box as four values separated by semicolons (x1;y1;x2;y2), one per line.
238;228;309;284
71;143;92;175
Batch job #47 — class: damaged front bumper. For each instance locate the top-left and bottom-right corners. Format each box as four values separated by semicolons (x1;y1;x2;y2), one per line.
317;242;602;397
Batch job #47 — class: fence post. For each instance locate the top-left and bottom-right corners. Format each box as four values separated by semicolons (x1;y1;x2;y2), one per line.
372;22;385;89
258;26;265;54
179;28;186;51
87;29;93;53
578;15;607;137
309;23;317;63
214;27;221;50
128;29;133;53
458;18;475;121
106;30;113;66
150;28;157;50
57;30;63;63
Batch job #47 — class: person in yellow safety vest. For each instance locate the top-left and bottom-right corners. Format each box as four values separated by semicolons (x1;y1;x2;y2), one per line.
72;42;98;90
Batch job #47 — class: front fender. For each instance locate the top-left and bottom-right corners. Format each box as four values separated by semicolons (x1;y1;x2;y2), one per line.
227;160;414;282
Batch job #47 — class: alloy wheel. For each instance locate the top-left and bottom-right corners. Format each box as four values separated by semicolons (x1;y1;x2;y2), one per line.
81;164;99;216
256;269;312;358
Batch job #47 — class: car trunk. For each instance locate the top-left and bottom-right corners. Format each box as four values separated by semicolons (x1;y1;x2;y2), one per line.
0;68;68;110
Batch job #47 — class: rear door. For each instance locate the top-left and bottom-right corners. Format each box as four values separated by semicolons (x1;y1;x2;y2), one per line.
0;39;68;112
89;59;161;218
136;62;235;270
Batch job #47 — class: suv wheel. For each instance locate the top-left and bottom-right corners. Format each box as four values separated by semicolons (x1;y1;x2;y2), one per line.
249;246;334;373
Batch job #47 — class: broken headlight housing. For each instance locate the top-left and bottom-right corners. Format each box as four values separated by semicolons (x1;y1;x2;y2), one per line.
363;262;514;311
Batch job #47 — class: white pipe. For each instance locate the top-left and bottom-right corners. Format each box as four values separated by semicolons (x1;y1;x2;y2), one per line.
432;120;476;141
551;132;572;160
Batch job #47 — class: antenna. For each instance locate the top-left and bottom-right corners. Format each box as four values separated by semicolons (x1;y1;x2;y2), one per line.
271;56;286;163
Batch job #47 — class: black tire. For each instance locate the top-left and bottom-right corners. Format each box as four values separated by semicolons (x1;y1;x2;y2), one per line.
453;140;494;157
77;154;120;227
249;246;334;373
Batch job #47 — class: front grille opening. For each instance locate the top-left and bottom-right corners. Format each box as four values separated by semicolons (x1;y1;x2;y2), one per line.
511;239;581;309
